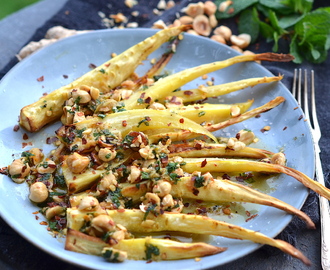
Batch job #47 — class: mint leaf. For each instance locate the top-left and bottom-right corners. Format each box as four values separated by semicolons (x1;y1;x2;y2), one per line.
292;8;330;63
259;0;294;15
238;7;260;43
215;0;258;19
281;0;313;14
278;14;305;29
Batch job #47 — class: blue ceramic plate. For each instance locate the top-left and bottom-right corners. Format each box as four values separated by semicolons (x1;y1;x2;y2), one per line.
0;29;314;270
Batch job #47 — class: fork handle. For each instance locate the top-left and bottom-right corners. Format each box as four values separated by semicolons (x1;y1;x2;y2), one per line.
315;154;330;270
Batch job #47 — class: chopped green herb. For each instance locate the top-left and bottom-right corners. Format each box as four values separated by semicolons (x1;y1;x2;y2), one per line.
198;111;206;117
145;243;160;260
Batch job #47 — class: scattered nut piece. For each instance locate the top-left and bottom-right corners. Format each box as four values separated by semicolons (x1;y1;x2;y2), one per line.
179;15;194;25
66;153;90;174
157;0;166;10
193;14;212;36
29;182;48;203
218;0;233;12
230;105;241;117
214;25;232;41
271;152;286;166
230;34;251;49
211;34;226;44
152;19;167;29
236;129;256;145
204;1;217;15
184;2;205;18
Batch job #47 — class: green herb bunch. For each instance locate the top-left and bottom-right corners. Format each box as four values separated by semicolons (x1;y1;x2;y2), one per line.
215;0;330;64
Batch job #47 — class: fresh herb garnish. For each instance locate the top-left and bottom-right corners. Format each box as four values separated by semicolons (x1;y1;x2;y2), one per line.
215;0;330;63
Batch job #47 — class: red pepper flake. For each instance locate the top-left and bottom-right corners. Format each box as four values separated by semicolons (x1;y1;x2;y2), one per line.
145;96;152;104
46;136;58;144
117;208;125;213
260;128;266;133
104;63;110;67
192;188;199;196
179;118;184;123
92;170;96;174
39;221;48;225
73;176;77;180
167;122;172;126
184;90;193;96
82;138;87;145
293;106;298;110
227;7;234;14
32;211;39;214
63;74;68;79
37;75;44;82
201;159;207;168
22;133;28;140
194;142;202;150
283;126;287;131
122;120;127;127
246;214;258;222
13;125;20;132
35;215;39;220
255;114;261;118
22;142;32;148
145;116;151;122
298;115;303;120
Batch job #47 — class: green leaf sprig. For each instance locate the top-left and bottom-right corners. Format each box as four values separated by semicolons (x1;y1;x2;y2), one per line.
215;0;330;64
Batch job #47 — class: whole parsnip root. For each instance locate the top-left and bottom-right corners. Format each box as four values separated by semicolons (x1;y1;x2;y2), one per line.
100;209;310;265
124;53;293;110
65;228;226;261
168;142;274;159
171;177;315;229
56;109;218;152
181;158;330;200
146;97;285;143
113;237;226;261
206;96;285;132
118;176;314;228
19;25;191;132
171;76;283;103
171;100;253;124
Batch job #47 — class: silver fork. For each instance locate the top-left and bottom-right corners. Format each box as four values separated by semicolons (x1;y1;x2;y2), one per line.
293;69;330;270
